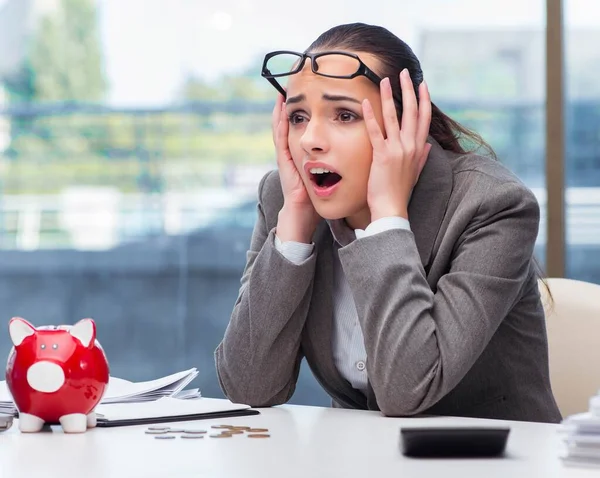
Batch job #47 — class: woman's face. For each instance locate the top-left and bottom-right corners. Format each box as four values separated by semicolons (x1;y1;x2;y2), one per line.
284;51;387;229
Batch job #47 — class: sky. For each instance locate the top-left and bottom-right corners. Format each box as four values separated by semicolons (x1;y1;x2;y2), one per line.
2;0;600;106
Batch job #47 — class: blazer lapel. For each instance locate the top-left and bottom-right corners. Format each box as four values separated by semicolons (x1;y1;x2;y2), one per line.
302;220;367;409
407;137;454;271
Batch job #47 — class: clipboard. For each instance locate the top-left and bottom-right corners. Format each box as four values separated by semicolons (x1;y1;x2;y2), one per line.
94;397;260;427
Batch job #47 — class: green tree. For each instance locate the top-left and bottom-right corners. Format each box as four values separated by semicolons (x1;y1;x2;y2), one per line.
29;0;106;103
7;0;107;167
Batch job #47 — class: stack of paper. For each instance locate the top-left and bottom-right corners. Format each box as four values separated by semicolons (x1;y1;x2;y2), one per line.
559;390;600;469
0;367;200;416
101;368;200;404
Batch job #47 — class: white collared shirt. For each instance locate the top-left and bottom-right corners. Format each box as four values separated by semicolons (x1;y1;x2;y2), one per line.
274;216;410;395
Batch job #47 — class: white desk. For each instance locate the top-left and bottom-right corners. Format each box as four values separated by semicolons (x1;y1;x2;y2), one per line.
0;403;596;478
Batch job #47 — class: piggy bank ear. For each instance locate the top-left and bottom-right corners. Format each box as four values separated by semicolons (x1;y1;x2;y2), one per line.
9;317;36;346
69;318;96;347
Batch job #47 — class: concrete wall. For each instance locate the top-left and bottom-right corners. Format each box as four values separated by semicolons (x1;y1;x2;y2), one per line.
0;233;598;409
0;229;331;407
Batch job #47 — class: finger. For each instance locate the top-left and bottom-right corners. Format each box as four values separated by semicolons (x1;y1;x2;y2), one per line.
399;69;418;140
276;103;291;165
416;80;432;147
380;77;400;142
272;94;284;144
362;99;386;151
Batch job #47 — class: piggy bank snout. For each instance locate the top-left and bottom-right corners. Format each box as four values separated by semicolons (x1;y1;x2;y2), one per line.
26;361;65;393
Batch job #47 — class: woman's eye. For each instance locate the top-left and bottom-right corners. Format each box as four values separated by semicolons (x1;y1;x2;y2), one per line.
338;111;356;122
289;113;306;125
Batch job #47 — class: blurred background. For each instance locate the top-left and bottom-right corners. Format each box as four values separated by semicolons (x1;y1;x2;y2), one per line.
0;0;598;406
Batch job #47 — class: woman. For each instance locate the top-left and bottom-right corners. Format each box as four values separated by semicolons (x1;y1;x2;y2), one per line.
214;22;562;423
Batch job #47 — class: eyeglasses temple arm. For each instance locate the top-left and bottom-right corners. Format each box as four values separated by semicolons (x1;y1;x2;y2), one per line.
265;77;287;99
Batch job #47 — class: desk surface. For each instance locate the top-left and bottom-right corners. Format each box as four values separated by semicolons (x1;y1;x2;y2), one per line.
0;402;596;478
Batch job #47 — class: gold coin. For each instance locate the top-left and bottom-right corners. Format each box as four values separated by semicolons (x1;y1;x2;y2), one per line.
227;430;244;435
181;434;205;439
211;425;233;429
230;426;251;431
183;429;207;434
247;434;270;438
247;428;269;433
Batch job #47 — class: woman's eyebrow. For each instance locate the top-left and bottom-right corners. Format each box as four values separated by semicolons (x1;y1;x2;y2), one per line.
322;93;360;104
285;93;361;105
286;94;305;104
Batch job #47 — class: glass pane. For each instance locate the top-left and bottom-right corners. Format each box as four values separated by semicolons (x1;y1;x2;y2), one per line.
265;53;303;76
565;0;600;283
313;54;361;77
0;0;546;407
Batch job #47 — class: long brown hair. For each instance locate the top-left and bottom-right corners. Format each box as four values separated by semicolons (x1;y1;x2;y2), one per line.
306;22;552;300
306;22;497;158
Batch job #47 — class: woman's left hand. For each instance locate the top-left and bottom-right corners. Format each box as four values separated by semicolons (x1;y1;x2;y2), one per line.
362;69;432;221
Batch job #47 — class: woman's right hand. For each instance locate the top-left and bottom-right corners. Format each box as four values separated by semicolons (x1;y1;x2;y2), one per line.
272;94;321;244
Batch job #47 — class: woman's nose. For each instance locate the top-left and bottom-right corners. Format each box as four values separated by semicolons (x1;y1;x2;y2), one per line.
299;119;329;153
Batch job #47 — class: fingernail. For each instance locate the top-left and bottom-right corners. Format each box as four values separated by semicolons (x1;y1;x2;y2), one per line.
381;77;390;88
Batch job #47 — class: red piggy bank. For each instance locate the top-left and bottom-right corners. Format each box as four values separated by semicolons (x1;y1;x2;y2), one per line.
5;317;110;433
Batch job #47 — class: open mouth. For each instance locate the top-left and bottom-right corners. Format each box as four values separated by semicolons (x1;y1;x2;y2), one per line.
310;170;342;188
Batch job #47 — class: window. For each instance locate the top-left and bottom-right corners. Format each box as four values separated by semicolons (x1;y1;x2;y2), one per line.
0;0;550;406
565;0;600;282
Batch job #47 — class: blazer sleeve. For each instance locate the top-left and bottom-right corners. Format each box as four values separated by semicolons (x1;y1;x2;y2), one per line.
337;179;540;416
214;171;317;406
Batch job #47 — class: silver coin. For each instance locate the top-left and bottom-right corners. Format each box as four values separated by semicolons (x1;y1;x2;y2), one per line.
166;428;186;433
155;435;176;440
181;434;205;439
148;426;170;431
183;429;207;434
145;430;168;435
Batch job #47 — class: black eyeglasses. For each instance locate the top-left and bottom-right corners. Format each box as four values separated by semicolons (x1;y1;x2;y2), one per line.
261;50;403;106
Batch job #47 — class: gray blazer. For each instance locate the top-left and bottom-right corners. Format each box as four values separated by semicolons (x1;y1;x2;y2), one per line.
215;138;562;424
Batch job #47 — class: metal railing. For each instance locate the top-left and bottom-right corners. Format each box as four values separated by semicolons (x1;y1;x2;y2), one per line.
0;188;599;251
0;100;599;250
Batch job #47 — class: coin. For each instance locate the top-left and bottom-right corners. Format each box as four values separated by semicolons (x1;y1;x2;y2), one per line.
148;426;170;431
247;428;269;433
210;433;233;438
181;434;205;439
227;430;244;435
183;429;207;434
155;435;176;440
247;434;270;438
167;428;186;433
145;430;168;435
230;426;251;431
211;425;233;429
